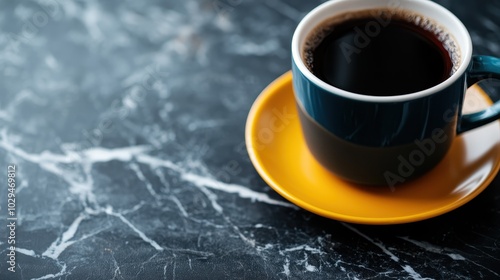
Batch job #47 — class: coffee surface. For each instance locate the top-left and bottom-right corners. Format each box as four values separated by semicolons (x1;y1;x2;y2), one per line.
304;9;458;96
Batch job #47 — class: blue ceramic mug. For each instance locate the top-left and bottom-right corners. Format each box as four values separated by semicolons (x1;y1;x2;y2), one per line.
291;0;500;186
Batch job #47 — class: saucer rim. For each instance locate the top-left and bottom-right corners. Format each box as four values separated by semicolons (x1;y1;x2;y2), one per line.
245;71;500;225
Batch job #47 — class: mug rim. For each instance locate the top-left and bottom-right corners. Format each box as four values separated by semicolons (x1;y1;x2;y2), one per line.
291;0;473;103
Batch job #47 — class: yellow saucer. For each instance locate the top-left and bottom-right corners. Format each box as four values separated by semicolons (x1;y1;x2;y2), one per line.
245;71;500;225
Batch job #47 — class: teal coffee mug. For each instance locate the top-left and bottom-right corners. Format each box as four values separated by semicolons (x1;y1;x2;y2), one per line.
291;0;500;186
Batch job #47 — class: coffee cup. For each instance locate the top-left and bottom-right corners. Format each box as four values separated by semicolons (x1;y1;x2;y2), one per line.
291;0;500;186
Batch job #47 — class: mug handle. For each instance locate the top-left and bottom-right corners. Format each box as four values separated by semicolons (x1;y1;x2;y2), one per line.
459;55;500;133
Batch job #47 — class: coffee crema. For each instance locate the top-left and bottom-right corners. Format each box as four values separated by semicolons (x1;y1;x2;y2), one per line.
303;8;461;96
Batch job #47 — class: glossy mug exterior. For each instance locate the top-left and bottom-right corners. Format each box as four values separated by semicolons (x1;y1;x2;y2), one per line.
291;0;500;186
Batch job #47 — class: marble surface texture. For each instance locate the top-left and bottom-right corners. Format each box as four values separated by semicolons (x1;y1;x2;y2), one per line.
1;0;500;279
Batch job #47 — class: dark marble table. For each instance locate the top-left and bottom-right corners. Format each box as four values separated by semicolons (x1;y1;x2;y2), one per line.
1;0;499;279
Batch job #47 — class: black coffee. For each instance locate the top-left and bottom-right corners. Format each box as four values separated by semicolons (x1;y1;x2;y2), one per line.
304;9;459;96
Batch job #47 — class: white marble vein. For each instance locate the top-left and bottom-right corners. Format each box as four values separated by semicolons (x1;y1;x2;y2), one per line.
342;223;436;280
105;207;164;251
399;237;466;261
1;128;294;215
169;195;189;218
181;173;297;209
187;119;226;131
42;214;87;259
264;0;303;21
84;146;152;163
342;223;399;262
31;264;67;280
129;162;158;198
229;37;281;56
135;153;297;209
1;132;167;256
402;265;432;280
3;118;287;264
109;251;123;280
281;245;325;255
296;252;319;273
282;258;291;277
15;248;37;257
